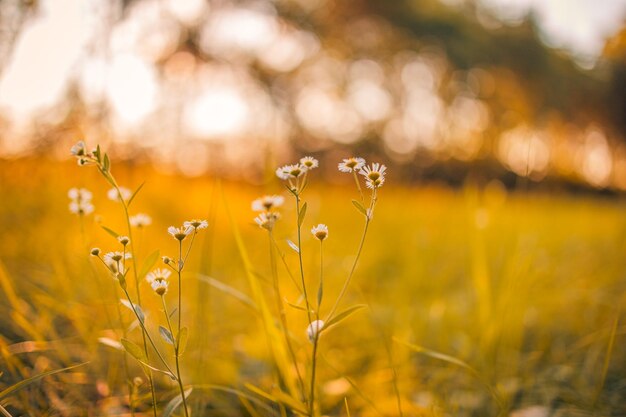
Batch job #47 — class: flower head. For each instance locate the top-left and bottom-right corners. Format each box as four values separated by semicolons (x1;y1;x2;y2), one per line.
276;164;305;180
359;162;387;189
254;212;281;231
68;187;94;215
130;213;152;228
168;225;192;241
90;248;101;256
103;251;132;263
146;268;171;284
252;195;285;212
184;219;208;230
306;320;325;342
311;224;329;241
117;236;130;246
107;187;132;202
300;156;319;170
70;141;87;157
338;157;366;173
151;279;169;296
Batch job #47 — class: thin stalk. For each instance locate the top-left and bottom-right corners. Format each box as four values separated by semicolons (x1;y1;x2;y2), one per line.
162;297;190;417
178;239;183;333
268;231;306;398
113;284;136;416
295;194;313;324
352;171;364;204
309;240;324;417
270;234;302;293
105;173;158;417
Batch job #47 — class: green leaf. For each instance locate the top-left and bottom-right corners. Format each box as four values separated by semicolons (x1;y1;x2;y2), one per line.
298;202;307;227
120;299;145;323
285;300;311;313
102;153;110;172
163;387;193;417
177;327;188;354
351;200;367;216
121;338;147;362
159;326;174;345
101;225;119;239
326;304;367;328
286;240;299;254
127;182;145;206
317;281;323;307
0;362;88;401
138;250;160;280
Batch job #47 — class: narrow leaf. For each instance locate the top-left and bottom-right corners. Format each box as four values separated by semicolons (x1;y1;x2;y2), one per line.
127;182;145;206
101;225;119;239
138;250;160;280
159;326;174;345
98;337;123;350
177;327;188;354
120;299;145;323
102;153;110;172
298;202;307;227
0;363;88;401
317;281;323;307
197;274;257;310
163;387;193;417
286;240;299;254
351;200;367;216
169;307;177;319
285;300;310;313
121;338;147;362
326;304;367;328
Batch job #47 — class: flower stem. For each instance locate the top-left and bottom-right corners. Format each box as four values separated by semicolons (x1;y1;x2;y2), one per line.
162;297;190;417
295;194;313;324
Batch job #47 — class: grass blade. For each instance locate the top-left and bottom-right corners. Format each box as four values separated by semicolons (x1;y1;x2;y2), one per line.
163;387;193;417
0;362;88;401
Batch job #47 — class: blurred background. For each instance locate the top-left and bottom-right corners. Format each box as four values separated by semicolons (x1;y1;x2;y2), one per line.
0;0;625;189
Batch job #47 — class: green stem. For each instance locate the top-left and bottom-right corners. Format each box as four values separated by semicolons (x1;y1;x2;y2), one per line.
162;297;190;417
295;194;313;324
309;240;324;416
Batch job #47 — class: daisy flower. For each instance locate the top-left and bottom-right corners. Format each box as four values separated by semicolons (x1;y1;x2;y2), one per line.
254;212;281;231
184;219;208;230
107;187;132;202
103;251;132;263
70;141;87;157
306;319;325;342
251;195;285;212
146;268;171;284
117;236;130;246
338;157;365;173
311;224;329;241
168;225;192;241
151;279;169;296
68;188;93;201
130;213;152;228
359;162;387;189
69;201;95;215
300;156;319;170
276;164;305;180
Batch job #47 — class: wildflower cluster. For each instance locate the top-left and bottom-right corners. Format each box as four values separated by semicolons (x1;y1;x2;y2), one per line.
68;188;94;215
276;156;319;194
252;195;284;231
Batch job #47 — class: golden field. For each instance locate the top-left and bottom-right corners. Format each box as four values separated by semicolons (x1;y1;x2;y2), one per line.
0;157;625;417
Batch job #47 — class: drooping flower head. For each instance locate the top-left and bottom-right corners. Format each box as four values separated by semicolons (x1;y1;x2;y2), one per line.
130;213;152;228
252;195;285;212
306;319;325;342
338;157;366;173
359;162;387;189
311;224;329;241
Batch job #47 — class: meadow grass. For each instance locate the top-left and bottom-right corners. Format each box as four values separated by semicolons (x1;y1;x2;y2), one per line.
0;156;625;416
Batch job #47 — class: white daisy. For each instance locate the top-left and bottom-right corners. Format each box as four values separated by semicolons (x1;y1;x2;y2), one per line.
251;195;285;212
151;279;169;295
254;212;281;231
146;268;171;284
70;141;87;157
338;157;366;173
107;187;132;202
183;219;208;230
168;225;192;241
359;163;387;189
69;201;95;215
300;156;319;170
117;236;130;246
130;213;152;228
103;251;132;263
276;164;305;180
306;320;325;342
311;224;329;241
